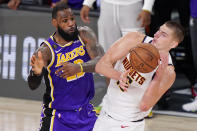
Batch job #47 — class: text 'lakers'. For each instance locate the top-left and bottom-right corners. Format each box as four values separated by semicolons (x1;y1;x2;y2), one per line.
56;45;85;67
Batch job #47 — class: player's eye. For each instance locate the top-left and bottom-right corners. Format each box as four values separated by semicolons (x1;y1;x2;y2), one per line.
161;32;167;37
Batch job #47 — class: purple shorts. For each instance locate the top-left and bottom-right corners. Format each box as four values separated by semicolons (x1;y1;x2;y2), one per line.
39;103;97;131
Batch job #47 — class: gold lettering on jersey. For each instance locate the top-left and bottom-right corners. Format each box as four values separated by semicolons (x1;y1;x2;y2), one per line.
122;57;146;85
55;45;85;67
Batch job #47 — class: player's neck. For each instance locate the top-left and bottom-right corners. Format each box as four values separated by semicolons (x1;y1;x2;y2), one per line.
159;50;169;56
53;33;71;46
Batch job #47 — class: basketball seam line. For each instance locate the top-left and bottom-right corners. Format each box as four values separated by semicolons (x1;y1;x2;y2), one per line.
132;50;155;70
137;46;159;60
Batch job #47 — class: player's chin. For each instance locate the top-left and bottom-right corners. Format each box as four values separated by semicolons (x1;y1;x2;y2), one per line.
152;41;156;46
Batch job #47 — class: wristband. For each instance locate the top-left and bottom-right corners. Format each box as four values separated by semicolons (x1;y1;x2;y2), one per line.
142;0;155;13
142;9;151;14
83;0;96;8
79;63;83;72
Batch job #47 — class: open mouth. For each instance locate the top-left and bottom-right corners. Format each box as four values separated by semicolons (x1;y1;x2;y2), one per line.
69;27;75;32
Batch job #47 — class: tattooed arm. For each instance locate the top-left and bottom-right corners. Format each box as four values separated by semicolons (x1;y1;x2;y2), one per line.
27;43;52;90
79;26;104;72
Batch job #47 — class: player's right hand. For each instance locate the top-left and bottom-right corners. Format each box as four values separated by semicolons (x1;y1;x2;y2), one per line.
55;62;81;78
30;51;45;76
137;10;151;27
80;5;90;23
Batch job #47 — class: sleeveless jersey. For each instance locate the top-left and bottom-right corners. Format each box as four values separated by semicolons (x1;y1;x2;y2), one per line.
43;35;95;111
102;36;173;121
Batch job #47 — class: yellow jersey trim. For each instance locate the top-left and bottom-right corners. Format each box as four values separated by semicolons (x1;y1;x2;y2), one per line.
50;35;73;47
44;40;55;108
50;109;56;131
78;35;85;46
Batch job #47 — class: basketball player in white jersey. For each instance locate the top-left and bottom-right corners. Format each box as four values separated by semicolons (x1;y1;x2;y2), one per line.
93;21;185;131
81;0;156;118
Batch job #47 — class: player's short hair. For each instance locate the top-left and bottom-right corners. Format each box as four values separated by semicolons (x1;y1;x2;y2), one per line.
165;21;185;43
52;2;70;19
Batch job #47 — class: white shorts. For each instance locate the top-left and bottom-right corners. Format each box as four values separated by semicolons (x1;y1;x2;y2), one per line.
93;110;145;131
98;0;145;52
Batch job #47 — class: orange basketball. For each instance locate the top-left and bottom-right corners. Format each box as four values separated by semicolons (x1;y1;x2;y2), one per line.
129;43;160;73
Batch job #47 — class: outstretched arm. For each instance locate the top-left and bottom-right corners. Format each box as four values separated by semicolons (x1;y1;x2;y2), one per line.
27;43;51;90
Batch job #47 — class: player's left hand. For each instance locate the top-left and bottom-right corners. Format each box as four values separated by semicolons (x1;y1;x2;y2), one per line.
137;10;151;27
55;62;81;78
80;5;90;23
30;51;45;75
118;70;130;92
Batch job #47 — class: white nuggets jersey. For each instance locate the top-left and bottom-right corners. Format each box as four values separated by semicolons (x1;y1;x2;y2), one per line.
102;36;173;121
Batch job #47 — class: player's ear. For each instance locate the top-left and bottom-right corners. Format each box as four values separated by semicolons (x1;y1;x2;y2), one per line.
171;41;178;48
52;18;57;28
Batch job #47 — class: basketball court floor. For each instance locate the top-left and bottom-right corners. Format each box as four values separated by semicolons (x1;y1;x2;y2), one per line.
0;97;196;131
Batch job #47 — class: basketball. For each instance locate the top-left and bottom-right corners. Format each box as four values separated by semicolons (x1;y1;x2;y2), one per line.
129;43;160;73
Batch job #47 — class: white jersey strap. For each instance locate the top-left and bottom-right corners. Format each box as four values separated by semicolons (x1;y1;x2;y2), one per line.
142;36;153;43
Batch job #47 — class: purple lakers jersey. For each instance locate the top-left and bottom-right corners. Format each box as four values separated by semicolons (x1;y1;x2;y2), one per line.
43;35;95;110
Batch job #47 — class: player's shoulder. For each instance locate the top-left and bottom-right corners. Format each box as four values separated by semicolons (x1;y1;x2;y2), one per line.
78;26;97;43
36;42;51;54
40;41;51;49
125;32;146;42
126;31;145;37
78;26;94;34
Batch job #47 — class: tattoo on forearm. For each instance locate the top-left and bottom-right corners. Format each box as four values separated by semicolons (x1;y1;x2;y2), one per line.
80;27;104;57
79;26;105;73
82;56;101;72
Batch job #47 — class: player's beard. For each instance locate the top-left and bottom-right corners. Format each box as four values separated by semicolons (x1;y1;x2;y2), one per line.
57;25;79;41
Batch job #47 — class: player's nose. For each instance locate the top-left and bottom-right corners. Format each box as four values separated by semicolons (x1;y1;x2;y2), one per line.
67;19;75;27
154;31;160;39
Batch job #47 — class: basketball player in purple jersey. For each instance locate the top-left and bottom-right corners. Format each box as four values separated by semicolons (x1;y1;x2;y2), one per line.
27;3;104;131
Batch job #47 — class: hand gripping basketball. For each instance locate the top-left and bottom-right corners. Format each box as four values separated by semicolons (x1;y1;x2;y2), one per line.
117;70;131;92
